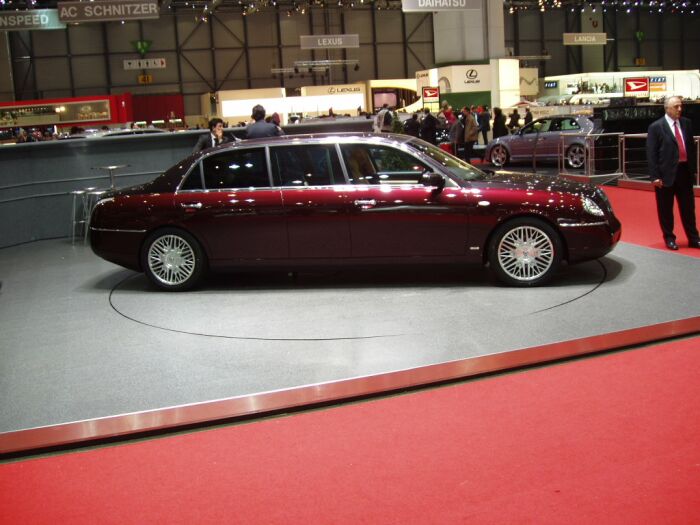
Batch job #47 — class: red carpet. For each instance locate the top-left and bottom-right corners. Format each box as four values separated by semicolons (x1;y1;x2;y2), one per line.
602;186;700;257
1;186;699;523
1;338;699;524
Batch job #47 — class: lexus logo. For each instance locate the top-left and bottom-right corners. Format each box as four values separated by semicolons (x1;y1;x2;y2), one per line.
328;87;336;94
466;69;478;79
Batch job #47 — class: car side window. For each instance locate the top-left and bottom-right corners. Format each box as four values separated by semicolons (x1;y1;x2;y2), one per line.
560;118;581;131
201;148;269;189
180;168;203;190
340;144;428;185
271;145;343;187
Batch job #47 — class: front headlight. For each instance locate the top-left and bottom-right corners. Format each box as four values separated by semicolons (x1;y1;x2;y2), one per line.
582;196;605;217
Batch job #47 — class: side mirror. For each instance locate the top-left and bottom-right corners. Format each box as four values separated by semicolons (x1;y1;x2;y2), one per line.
421;172;445;192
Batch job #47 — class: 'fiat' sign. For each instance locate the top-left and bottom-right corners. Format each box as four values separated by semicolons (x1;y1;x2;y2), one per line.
624;77;649;97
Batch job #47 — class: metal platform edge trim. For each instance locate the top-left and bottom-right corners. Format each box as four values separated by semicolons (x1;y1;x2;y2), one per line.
2;316;699;455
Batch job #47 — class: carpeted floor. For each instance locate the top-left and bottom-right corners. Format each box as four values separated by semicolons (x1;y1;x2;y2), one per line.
1;184;699;524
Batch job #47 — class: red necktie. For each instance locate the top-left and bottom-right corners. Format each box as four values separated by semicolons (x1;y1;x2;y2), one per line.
674;121;688;163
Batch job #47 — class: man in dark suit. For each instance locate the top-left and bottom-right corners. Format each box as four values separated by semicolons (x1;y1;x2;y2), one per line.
193;117;233;152
646;96;700;250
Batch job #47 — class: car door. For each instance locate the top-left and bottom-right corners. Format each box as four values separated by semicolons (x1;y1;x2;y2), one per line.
174;146;288;261
510;120;545;161
271;144;352;259
339;143;470;258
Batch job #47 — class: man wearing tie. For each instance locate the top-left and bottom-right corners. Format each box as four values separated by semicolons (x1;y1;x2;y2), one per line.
646;96;700;250
193;118;232;152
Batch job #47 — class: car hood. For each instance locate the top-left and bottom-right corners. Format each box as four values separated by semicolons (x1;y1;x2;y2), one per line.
477;171;594;197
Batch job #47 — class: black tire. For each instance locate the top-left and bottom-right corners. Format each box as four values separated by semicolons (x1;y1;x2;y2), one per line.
487;217;563;287
489;144;509;167
141;228;206;291
565;143;586;169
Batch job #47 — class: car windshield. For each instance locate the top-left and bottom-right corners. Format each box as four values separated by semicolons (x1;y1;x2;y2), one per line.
406;139;488;182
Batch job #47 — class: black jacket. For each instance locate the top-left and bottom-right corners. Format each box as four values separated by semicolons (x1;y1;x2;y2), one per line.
193;133;232;153
646;116;697;186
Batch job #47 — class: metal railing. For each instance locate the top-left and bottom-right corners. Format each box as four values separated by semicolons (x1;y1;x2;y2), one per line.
557;132;700;187
619;134;700;186
557;132;624;184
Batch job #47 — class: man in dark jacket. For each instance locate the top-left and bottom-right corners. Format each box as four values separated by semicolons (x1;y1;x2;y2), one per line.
646;95;700;250
246;105;284;139
193;118;233;152
477;106;491;145
403;113;420;137
419;108;438;145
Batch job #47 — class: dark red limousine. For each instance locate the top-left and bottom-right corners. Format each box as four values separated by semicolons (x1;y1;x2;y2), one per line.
90;133;621;290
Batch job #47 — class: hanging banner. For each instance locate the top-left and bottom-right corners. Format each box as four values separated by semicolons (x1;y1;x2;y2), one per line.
563;33;607;46
402;0;480;12
300;34;359;49
58;0;159;24
0;10;66;31
124;58;166;70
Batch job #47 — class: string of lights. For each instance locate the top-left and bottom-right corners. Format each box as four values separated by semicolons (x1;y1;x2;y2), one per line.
0;0;698;15
506;0;699;14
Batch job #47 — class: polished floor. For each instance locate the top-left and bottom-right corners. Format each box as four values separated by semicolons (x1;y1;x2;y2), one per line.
1;238;700;452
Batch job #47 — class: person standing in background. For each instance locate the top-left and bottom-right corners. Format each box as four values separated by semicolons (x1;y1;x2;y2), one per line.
403;113;420;137
646;95;700;250
246;105;284;139
193;118;232;152
419;108;438;145
478;105;492;145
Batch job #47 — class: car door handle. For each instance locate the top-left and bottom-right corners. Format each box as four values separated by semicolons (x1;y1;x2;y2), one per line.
180;202;203;209
354;199;376;209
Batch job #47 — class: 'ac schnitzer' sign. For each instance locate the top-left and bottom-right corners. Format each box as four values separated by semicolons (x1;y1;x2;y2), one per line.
58;0;159;23
402;0;480;12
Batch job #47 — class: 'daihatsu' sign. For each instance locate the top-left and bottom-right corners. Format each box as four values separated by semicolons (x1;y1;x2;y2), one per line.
624;77;650;97
58;0;159;23
300;34;359;49
402;0;480;12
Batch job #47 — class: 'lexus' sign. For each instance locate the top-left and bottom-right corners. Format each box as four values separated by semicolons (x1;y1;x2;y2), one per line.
624;77;649;97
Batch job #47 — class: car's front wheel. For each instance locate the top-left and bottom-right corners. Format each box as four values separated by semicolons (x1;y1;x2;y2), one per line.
566;143;586;169
488;217;563;287
489;144;509;167
141;228;205;291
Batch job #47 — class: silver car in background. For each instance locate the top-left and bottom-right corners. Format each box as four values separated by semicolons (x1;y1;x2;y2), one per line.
484;115;598;169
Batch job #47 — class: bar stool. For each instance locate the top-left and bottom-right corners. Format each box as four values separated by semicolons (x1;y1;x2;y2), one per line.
70;187;107;244
92;164;129;190
70;189;88;244
83;189;107;243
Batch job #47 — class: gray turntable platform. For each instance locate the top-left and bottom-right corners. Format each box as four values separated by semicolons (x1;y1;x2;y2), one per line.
1;239;699;450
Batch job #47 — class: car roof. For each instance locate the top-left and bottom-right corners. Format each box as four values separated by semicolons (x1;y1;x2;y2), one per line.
193;132;415;158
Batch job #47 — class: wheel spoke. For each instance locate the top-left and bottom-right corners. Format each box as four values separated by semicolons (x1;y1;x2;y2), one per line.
147;234;197;286
497;225;555;282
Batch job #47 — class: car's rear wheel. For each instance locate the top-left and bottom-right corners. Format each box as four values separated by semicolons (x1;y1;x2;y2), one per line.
566;143;586;169
488;217;562;287
489;144;509;167
142;228;205;291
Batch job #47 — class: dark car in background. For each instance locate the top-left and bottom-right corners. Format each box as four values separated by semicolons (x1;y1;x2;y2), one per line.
484;115;598;169
90;133;620;290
